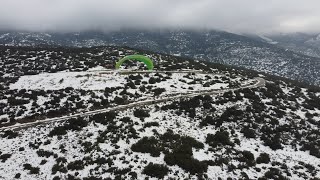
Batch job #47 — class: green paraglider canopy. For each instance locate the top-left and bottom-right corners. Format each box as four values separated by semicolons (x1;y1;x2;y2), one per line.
115;55;154;70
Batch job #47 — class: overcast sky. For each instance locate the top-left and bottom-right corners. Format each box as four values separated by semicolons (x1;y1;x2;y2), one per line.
1;0;319;34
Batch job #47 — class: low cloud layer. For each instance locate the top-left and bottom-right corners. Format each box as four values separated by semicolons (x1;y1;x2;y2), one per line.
1;0;320;34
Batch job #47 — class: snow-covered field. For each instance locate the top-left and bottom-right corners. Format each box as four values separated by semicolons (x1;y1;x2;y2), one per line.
10;71;125;90
9;70;245;93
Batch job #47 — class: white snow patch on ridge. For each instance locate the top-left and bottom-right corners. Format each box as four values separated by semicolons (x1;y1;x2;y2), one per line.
258;35;278;44
10;71;126;90
9;71;235;93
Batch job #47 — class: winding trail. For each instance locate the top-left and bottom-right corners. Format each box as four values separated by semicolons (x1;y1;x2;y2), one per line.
0;71;265;131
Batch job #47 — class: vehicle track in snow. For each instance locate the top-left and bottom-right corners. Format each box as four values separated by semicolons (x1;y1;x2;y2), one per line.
0;71;266;131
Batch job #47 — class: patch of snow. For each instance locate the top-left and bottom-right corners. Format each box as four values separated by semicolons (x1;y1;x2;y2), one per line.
0;33;10;39
258;35;278;44
9;71;126;90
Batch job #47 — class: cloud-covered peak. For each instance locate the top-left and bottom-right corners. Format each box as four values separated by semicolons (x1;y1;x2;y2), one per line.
1;0;320;33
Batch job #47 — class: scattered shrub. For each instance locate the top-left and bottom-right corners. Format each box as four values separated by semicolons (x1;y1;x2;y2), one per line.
1;130;18;139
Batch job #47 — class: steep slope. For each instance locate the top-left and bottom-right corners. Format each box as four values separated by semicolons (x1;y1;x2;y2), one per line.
0;30;320;86
260;33;320;58
0;46;320;179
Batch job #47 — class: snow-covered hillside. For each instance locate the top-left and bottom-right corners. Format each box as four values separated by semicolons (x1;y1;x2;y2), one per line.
265;33;320;59
1;30;320;86
1;46;320;179
9;70;240;92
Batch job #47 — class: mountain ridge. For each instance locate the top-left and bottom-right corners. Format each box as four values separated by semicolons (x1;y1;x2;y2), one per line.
1;30;320;87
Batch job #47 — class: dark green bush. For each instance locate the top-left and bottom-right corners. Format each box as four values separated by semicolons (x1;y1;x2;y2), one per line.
263;168;289;180
36;149;54;158
49;117;88;136
131;137;161;157
144;121;160;128
40;159;47;165
0;153;12;162
114;96;125;105
261;134;283;150
256;153;270;164
200;116;215;126
52;157;67;174
239;151;255;166
83;176;103;180
164;151;207;175
52;163;67;174
143;163;169;178
23;163;40;174
49;126;67;137
148;77;157;84
242;151;254;161
152;88;166;96
131;130;204;157
206;130;234;148
133;109;150;119
1;130;18;139
241;126;256;138
14;173;21;179
67;160;85;170
66;117;88;131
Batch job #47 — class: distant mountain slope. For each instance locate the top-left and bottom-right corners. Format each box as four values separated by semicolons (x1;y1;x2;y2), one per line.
253;33;320;59
1;30;320;86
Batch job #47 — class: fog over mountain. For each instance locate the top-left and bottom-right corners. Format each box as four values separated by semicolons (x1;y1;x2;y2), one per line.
1;0;320;33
